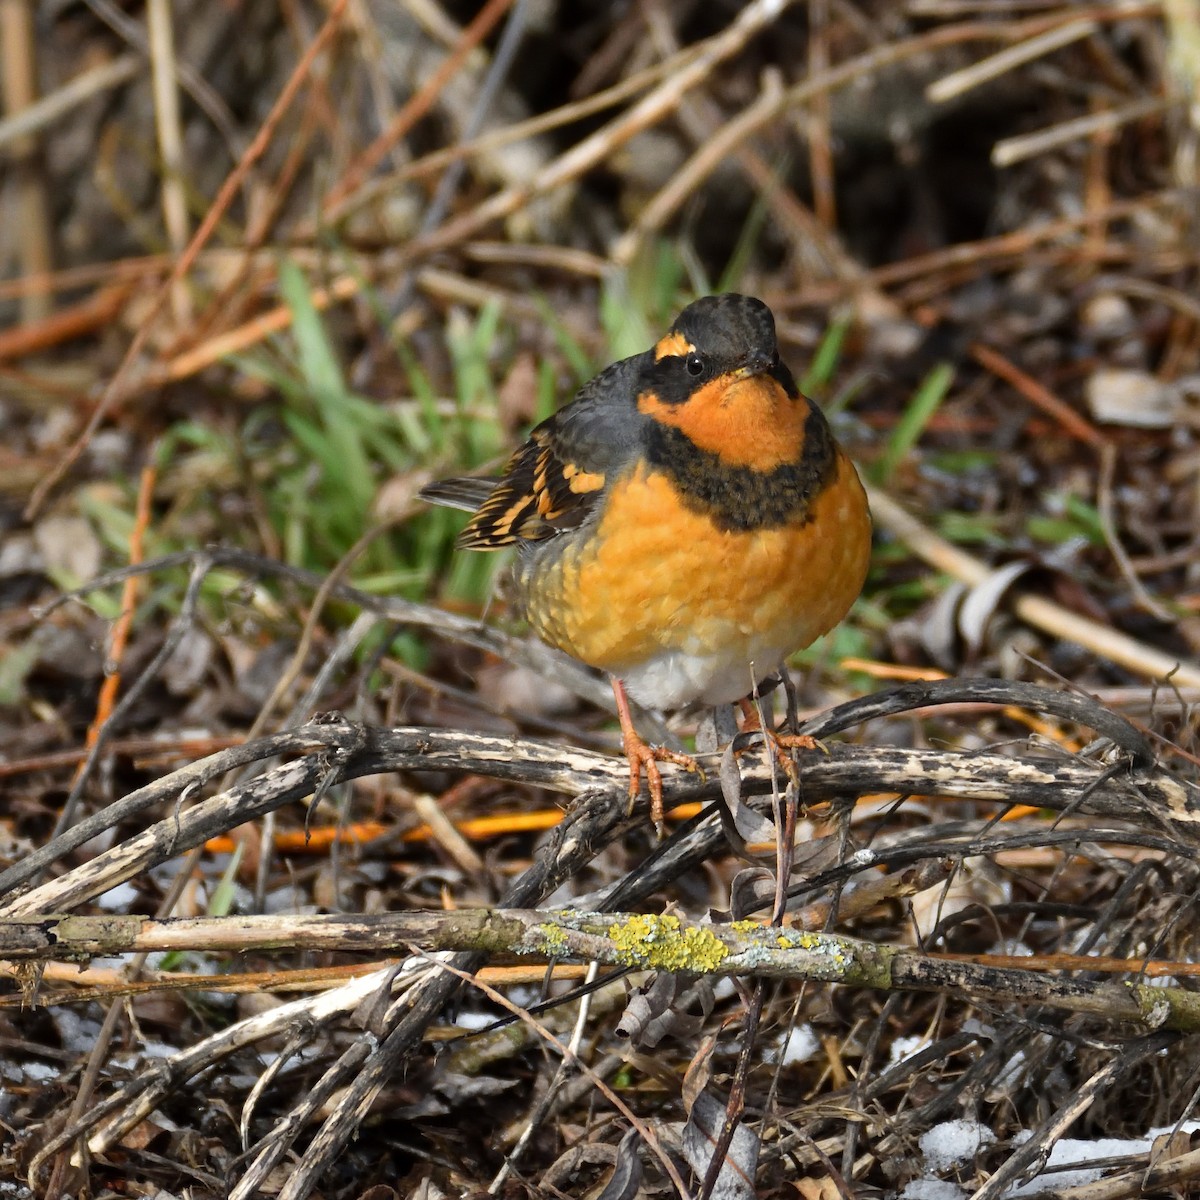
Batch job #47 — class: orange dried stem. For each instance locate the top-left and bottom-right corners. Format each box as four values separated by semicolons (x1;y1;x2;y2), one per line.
970;341;1108;449
80;460;157;756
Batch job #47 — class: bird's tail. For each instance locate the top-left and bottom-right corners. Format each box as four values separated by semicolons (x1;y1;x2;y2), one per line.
417;477;498;514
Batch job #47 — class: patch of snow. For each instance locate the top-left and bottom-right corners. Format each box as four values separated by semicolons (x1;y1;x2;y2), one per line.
49;1008;103;1054
961;1019;993;1038
506;985;539;1010
112;1040;177;1068
919;1119;996;1172
86;956;130;973
94;881;139;911
901;1180;968;1200
1008;1122;1200;1196
1008;1137;1140;1195
989;940;1033;957
779;1024;820;1066
712;977;738;1002
993;1049;1027;1091
261;885;317;915
454;1010;497;1031
888;1034;929;1066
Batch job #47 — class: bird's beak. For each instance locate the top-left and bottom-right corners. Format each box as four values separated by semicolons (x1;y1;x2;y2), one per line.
730;351;775;380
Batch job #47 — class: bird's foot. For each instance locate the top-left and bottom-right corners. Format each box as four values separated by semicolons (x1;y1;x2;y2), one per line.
621;730;703;835
612;677;703;836
737;699;824;787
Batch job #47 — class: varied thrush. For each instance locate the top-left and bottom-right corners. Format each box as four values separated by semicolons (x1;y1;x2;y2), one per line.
420;293;871;830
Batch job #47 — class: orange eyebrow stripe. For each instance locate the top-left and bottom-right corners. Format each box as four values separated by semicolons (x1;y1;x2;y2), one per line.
654;331;693;361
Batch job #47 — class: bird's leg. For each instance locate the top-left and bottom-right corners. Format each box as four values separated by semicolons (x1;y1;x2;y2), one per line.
737;697;821;787
611;678;702;835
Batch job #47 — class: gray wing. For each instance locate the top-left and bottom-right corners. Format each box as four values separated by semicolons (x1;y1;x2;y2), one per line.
419;353;648;549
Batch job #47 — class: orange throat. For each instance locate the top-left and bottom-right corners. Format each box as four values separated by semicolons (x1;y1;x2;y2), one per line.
636;372;809;471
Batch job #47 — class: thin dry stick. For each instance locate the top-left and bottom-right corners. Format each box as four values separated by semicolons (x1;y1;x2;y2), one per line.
336;41;706;215
83;0;247;164
322;0;516;214
415;952;692;1198
789;189;1186;305
81;459;157;755
699;981;765;1200
146;0;190;325
1096;442;1175;623
866;483;1200;689
926;16;1098;104
642;10;862;287
38;857;200;1199
0;0;54;322
970;1033;1178;1200
462;240;609;276
757;12;1155;291
348;0;532;389
807;0;836;232
488;959;601;1194
0;957;591;1002
238;507;422;745
40;557;213;882
156;258;535;390
613;18;1036;264
1101;275;1200;325
0;282;130;361
969;341;1107;449
28;545;620;716
73;964;402;1162
0;253;168;304
26;0;351;519
993;96;1173;167
1048;1142;1200;1200
401;0;800;262
0;53;139;149
612;67;787;266
185;98;321;349
159;272;363;382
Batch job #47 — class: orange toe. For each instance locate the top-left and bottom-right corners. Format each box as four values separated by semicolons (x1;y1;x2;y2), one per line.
612;678;702;836
735;702;824;786
621;731;702;835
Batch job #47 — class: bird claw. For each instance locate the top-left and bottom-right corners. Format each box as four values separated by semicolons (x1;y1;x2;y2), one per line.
753;730;826;787
623;734;703;837
612;677;704;837
734;701;826;787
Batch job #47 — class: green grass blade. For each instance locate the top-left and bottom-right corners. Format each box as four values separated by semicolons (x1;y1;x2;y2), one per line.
875;362;955;483
800;314;852;398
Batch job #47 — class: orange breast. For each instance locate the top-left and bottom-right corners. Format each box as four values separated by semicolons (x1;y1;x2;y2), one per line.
520;453;870;701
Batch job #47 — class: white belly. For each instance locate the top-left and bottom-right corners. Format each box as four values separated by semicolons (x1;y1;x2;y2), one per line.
619;637;794;710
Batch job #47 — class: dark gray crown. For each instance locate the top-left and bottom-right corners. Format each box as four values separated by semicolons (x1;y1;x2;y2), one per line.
671;293;777;361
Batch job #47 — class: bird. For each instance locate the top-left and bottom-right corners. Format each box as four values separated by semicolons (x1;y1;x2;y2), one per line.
419;293;871;832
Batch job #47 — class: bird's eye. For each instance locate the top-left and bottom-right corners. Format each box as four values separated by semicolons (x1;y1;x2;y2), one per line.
685;352;706;377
